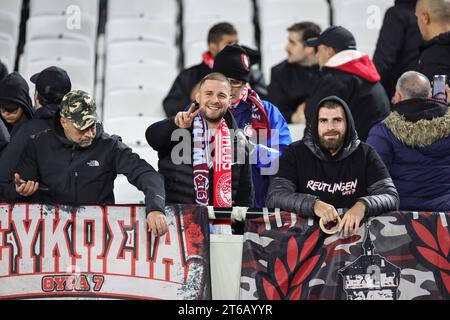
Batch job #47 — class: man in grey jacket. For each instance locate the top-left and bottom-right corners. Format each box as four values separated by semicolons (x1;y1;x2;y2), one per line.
266;96;399;237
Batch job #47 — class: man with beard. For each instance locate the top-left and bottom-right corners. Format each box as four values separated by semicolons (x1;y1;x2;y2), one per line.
266;96;399;237
146;73;252;232
11;90;168;236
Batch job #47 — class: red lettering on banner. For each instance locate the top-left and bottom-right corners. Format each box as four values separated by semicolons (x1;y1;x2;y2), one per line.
40;275;101;292
0;205;11;276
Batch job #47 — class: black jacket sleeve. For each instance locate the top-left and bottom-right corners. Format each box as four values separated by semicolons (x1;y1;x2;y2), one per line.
146;117;182;154
265;145;317;217
357;146;399;216
268;66;293;123
113;139;166;213
162;72;193;117
373;7;406;90
266;177;317;217
0;120;9;155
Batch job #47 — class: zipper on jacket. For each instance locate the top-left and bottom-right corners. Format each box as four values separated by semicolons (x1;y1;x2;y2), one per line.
74;171;78;203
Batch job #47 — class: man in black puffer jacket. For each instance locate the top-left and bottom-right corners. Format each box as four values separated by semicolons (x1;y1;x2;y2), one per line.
266;96;399;237
147;72;253;208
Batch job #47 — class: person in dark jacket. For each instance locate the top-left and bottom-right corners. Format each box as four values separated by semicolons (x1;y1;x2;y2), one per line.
163;22;267;117
11;90;168;236
303;26;390;141
373;0;423;99
367;71;450;211
212;44;292;208
415;0;450;81
147;72;253;208
0;72;34;136
268;22;322;123
0;66;72;199
266;96;399;237
0;120;9;155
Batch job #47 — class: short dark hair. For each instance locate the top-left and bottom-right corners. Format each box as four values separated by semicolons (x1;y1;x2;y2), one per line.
320;101;344;110
199;72;231;91
207;22;237;44
37;91;63;105
287;22;321;43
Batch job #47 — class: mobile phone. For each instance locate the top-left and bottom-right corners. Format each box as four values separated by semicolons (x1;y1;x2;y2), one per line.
193;101;200;111
432;75;447;101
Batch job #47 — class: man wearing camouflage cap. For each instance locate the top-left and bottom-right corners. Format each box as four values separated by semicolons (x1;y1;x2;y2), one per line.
12;90;168;236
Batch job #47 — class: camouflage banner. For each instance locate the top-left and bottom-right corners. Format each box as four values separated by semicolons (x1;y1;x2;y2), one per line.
240;211;449;300
0;204;211;299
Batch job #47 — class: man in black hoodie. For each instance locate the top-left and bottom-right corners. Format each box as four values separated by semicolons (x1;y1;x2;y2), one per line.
303;26;390;141
266;96;399;237
415;0;450;81
10;90;168;237
0;66;71;198
0;72;34;136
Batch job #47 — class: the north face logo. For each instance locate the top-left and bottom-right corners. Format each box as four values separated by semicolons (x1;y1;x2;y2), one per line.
86;160;100;167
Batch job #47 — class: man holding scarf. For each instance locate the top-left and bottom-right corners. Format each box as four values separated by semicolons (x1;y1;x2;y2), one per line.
146;73;253;231
212;44;292;208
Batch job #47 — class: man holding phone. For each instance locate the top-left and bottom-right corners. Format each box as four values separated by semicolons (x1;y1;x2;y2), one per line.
367;71;450;211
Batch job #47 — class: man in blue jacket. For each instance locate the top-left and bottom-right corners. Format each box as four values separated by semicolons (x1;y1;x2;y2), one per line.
367;71;450;211
212;44;292;208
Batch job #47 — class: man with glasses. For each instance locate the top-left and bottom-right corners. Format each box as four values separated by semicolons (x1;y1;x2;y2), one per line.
213;44;292;208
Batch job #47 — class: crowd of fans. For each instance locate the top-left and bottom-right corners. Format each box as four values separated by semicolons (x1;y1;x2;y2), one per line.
0;0;449;237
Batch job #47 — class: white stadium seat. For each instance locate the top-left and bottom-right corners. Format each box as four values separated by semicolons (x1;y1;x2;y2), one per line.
105;62;177;92
0;0;23;19
26;15;97;43
0;35;15;72
103;88;167;120
108;0;177;22
103;116;164;148
288;123;306;142
106;41;177;67
0;10;20;44
21;58;95;95
23;39;94;65
106;18;176;45
29;0;99;24
183;0;253;22
331;0;395;57
113;174;145;204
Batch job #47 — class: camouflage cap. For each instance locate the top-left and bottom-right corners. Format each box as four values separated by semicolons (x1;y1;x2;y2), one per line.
60;90;98;130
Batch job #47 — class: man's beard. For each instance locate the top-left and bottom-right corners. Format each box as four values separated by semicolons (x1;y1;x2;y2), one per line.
201;108;226;124
319;132;345;154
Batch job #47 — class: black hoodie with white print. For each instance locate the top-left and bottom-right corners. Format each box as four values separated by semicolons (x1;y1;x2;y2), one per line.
266;96;399;217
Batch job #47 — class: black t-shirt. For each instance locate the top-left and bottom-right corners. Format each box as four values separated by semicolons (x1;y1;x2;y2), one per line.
276;141;390;209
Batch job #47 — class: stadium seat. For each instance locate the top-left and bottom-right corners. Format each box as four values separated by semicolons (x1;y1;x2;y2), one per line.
21;57;95;95
182;0;253;23
113;174;145;204
23;39;94;65
331;0;395;57
26;15;97;43
103;88;167;120
105;62;177;92
257;0;330;30
106;41;177;67
0;10;20;45
103;116;164;148
0;35;15;72
29;0;99;24
107;0;177;22
288;123;306;142
105;18;176;45
0;0;22;19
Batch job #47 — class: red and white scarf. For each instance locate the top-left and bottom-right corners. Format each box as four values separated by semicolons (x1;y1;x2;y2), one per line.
231;84;271;137
192;115;232;207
